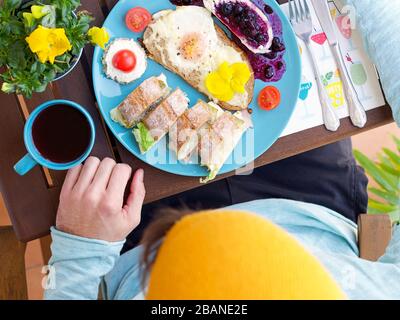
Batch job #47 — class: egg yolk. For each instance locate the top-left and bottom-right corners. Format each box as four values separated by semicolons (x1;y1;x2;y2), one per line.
179;33;204;61
205;62;251;102
112;49;137;73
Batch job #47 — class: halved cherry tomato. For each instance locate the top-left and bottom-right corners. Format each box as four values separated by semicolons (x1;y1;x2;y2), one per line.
112;50;137;72
125;7;152;33
258;86;281;111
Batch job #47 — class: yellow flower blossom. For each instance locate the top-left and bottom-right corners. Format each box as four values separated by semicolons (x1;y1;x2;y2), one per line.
88;27;110;49
26;26;72;64
31;5;47;19
22;12;34;27
205;62;251;102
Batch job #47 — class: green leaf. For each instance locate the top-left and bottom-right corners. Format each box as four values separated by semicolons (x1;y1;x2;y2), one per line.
34;82;47;93
48;0;81;20
393;135;400;152
61;12;93;54
354;150;398;192
52;64;64;73
378;154;394;168
378;163;400;177
41;5;56;28
368;199;398;213
367;207;385;215
7;40;27;69
133;123;155;153
4;0;22;11
20;1;36;10
37;62;46;74
6;17;25;35
326;72;333;80
383;148;400;168
43;69;56;82
30;61;38;73
369;188;399;206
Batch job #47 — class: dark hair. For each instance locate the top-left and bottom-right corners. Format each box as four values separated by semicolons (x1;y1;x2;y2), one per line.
139;207;194;290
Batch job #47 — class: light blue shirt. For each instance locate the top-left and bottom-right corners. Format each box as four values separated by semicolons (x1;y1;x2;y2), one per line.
44;199;400;300
346;0;400;126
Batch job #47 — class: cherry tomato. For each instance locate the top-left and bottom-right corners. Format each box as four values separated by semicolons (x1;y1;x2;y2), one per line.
125;7;152;33
112;50;137;73
258;86;281;111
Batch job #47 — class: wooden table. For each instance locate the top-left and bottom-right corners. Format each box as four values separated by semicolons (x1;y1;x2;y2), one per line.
0;0;394;242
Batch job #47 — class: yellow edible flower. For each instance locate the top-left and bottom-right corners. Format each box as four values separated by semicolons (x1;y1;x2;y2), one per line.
22;12;34;27
31;5;47;19
205;62;251;102
26;25;72;64
88;27;110;49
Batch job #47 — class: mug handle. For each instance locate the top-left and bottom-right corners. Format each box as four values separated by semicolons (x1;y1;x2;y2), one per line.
14;154;38;176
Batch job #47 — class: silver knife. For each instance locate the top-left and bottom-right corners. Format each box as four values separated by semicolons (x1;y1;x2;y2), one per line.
311;0;367;128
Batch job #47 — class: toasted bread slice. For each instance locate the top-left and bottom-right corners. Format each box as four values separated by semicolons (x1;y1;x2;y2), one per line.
143;14;254;111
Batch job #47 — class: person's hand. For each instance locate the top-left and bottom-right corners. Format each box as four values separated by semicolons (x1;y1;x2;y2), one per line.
56;157;145;242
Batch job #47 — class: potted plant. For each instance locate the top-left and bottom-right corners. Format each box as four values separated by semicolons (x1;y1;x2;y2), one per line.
354;135;400;225
0;0;109;98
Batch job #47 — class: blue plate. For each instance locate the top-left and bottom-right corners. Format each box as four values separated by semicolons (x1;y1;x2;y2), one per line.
92;0;301;177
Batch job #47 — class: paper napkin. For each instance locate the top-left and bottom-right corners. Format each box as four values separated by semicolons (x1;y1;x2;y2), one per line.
279;0;385;137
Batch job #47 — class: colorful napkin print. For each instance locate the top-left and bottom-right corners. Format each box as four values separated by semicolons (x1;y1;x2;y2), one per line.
280;0;385;137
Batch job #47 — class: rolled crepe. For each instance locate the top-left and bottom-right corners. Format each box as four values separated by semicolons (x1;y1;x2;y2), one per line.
110;74;170;128
199;111;249;183
133;88;189;153
169;101;223;161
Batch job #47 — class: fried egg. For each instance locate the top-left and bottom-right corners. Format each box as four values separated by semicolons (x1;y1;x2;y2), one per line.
143;6;249;108
103;38;147;84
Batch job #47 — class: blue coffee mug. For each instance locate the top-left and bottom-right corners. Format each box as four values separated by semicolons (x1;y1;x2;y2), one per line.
14;99;96;176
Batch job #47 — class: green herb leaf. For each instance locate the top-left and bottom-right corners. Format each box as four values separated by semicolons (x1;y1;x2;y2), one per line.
35;82;47;92
6;17;25;35
7;40;27;69
133;123;155;153
4;0;22;11
43;69;56;82
48;0;81;20
41;5;56;28
60;11;93;54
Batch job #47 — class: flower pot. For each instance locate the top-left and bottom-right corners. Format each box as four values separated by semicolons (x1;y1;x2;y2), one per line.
20;0;83;81
53;47;83;81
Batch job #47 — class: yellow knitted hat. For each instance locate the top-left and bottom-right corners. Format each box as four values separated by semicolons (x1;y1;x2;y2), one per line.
146;210;346;300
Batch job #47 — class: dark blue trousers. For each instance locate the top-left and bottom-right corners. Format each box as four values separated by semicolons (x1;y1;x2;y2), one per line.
123;138;368;252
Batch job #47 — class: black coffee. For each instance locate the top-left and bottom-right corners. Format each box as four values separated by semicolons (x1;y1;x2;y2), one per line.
32;105;92;163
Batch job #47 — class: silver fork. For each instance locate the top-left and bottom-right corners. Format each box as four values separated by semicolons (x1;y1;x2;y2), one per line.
289;0;340;131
